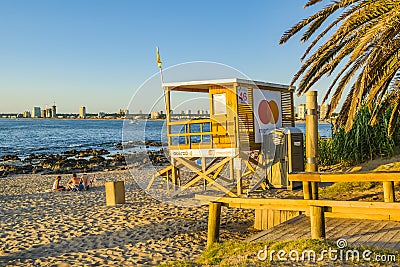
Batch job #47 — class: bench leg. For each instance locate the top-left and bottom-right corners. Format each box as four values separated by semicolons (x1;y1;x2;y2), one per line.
311;182;319;200
310;205;325;239
383;181;395;203
207;202;222;247
303;182;312;200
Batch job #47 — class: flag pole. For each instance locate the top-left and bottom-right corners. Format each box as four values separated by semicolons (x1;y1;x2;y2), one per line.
159;65;164;87
156;46;171;191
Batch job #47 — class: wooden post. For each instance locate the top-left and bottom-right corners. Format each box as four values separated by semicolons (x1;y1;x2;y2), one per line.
165;87;171;145
234;158;242;195
303;182;312;200
171;158;177;191
383;181;395;202
207;202;222;246
202;157;207;190
311;182;318;200
165;87;171;193
306;91;319;200
229;158;234;182
310;205;325;239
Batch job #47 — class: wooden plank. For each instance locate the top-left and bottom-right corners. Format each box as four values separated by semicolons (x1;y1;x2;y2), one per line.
324;212;391;221
349;221;388;246
228;203;308;211
262;209;269;230
195;195;400;210
325;218;355;241
309;200;400;210
329;206;400;216
290;173;321;182
254;209;262;230
380;225;400;250
324;217;343;236
289;172;400;182
263;215;302;241
334;220;364;243
146;165;174;190
177;157;233;193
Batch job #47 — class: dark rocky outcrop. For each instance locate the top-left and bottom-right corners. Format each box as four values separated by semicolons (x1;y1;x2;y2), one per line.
1;155;21;161
0;147;171;177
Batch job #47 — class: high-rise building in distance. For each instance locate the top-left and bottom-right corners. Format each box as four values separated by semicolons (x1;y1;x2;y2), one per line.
297;104;306;120
32;107;41;118
23;111;31;118
52;104;57;118
79;106;86;118
45;107;52;118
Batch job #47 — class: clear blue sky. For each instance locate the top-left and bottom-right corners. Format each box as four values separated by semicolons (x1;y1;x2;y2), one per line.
0;0;331;113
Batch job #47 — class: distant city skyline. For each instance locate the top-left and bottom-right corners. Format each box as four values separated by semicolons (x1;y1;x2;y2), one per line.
0;1;343;113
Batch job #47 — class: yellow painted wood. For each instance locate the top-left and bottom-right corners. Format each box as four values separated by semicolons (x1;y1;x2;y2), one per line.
328;206;400;216
146;165;174;190
289;172;400;182
165;87;172;145
176;157;236;197
167;118;213;125
160;80;295;194
171;158;177;190
195;195;400;210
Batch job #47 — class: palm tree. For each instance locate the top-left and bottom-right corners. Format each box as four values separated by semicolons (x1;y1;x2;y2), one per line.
280;0;400;134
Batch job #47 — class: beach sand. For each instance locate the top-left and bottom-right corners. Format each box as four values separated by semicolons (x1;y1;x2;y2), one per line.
0;170;255;266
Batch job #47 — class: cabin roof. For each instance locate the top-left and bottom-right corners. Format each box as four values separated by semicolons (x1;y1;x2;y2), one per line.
163;78;294;93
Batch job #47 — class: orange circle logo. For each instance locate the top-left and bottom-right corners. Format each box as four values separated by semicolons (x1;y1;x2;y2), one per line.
258;100;279;124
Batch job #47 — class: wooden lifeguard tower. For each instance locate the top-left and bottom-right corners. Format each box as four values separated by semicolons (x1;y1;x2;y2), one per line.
147;78;295;196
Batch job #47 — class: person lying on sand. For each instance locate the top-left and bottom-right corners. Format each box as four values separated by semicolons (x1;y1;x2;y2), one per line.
52;176;65;191
67;173;81;191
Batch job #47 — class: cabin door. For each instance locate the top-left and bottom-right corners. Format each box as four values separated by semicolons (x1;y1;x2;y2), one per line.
209;85;237;148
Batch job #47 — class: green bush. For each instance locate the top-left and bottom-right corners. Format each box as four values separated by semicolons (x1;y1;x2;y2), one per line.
318;106;396;166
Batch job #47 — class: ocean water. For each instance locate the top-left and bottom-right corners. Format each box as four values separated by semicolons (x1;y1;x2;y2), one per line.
0;119;332;158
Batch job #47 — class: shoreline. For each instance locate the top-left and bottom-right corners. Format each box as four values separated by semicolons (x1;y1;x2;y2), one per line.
0;147;168;178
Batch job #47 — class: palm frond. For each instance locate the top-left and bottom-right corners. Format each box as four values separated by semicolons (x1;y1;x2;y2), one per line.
281;0;400;134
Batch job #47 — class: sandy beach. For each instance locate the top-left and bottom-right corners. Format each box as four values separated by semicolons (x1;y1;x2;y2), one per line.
0;169;255;266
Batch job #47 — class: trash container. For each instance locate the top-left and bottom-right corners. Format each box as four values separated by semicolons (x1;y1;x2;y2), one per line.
105;181;125;206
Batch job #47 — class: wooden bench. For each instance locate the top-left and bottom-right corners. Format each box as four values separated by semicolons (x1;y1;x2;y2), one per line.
289;171;400;202
195;195;400;246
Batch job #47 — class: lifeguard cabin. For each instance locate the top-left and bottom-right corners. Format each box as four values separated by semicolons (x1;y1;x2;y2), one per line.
147;78;299;196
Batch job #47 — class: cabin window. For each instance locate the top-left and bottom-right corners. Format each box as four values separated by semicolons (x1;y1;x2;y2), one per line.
212;93;226;115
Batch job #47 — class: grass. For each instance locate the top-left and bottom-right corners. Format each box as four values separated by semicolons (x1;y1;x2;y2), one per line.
374;162;400;171
319;160;400;198
320;182;380;196
158;239;400;266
